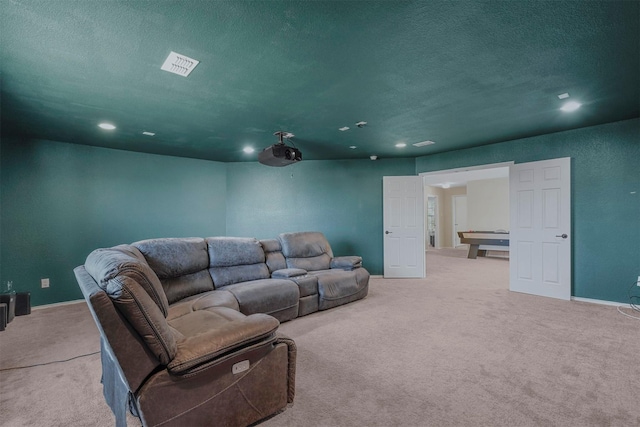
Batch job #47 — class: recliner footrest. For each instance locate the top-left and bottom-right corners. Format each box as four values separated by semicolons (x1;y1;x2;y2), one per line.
312;269;369;311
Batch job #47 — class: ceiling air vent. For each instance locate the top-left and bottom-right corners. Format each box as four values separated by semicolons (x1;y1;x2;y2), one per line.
413;140;435;147
161;51;199;77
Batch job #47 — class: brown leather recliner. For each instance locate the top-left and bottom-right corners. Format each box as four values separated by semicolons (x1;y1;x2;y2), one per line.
75;232;369;426
74;242;296;427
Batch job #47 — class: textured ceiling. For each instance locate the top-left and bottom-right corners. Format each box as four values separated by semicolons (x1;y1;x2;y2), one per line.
2;1;639;162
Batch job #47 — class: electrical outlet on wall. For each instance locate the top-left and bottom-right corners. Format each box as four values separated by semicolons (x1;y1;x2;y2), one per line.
41;278;50;288
637;276;640;287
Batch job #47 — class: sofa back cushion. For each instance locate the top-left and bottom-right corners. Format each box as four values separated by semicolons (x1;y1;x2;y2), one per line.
84;245;176;364
260;239;287;273
278;231;333;271
133;238;213;304
85;244;169;315
207;237;270;287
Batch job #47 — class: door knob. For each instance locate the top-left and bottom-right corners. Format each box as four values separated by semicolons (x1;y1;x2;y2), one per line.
555;234;568;239
385;231;392;234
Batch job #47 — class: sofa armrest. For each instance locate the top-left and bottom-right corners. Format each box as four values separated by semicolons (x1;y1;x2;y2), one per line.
276;333;297;403
168;314;279;375
272;268;308;278
331;256;362;270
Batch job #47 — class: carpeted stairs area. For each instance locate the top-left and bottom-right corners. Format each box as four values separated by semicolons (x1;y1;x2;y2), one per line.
1;249;638;426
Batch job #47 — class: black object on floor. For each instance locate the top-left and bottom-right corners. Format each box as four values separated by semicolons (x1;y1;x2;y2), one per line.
15;292;31;316
0;293;16;324
0;303;7;331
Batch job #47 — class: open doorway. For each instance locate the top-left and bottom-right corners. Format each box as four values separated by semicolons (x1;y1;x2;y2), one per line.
389;158;571;300
422;162;511;254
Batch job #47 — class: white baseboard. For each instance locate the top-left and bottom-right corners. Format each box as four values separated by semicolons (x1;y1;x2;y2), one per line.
33;299;85;310
370;275;383;279
571;296;631;308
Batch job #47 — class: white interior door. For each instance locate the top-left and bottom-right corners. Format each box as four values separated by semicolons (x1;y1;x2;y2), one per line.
453;195;467;247
383;176;425;278
509;157;571;300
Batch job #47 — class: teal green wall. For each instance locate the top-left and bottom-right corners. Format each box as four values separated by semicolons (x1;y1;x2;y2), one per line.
0;138;227;306
2;119;637;306
226;158;416;276
416;118;640;303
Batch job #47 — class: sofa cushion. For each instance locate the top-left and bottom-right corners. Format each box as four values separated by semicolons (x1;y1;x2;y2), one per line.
85;246;176;364
207;237;270;287
209;263;271;288
169;306;247;337
271;268;307;278
167;290;240;321
278;232;333;271
167;309;279;374
112;277;178;365
133;238;209;278
85;244;169;316
223;279;299;322
133;238;213;304
286;255;332;272
158;270;215;306
260;239;287;272
207;237;265;267
331;256;363;270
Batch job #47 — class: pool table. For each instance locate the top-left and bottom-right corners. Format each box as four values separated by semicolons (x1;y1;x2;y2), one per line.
457;231;509;259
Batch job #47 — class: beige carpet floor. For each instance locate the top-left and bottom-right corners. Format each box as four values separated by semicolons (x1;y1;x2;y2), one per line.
1;249;638;426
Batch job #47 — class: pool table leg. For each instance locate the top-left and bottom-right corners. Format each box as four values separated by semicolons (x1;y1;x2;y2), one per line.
468;245;479;259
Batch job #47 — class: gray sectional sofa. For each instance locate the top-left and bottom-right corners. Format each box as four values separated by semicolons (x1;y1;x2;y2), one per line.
74;231;370;427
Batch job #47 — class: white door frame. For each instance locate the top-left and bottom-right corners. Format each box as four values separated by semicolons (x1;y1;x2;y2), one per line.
452;195;467;247
420;162;514;180
419;159;572;300
426;195;439;249
421;162;513;249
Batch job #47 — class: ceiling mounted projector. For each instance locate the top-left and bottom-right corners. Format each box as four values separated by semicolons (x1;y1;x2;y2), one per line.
258;131;302;167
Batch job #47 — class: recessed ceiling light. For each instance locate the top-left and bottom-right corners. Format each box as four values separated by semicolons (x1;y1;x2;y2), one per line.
413;140;435;147
98;123;116;130
339;127;350;131
142;131;155;136
355;121;367;128
161;51;200;77
349;146;357;149
560;101;582;112
442;183;451;189
243;147;255;154
395;143;407;148
557;93;570;99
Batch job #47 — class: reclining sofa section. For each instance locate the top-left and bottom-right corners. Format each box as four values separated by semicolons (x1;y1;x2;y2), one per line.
74;231;369;427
